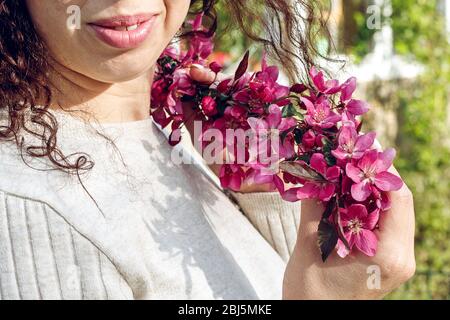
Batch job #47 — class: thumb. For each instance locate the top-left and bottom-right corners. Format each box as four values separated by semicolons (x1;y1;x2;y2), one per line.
190;64;216;84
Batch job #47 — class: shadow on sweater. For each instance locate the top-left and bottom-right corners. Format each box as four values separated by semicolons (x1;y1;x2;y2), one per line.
139;138;259;300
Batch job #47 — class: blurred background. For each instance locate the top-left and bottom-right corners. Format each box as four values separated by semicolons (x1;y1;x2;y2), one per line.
212;0;450;299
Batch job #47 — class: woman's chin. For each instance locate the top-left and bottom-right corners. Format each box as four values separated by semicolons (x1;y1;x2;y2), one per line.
92;69;153;84
81;58;156;84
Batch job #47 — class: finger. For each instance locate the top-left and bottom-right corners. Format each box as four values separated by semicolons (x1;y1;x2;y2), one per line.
377;166;415;246
190;64;216;84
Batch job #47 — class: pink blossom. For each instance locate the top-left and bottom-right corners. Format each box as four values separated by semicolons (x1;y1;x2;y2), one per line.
162;46;181;60
244;168;285;193
339;77;370;117
340;77;357;102
332;125;376;160
219;106;249;131
209;61;223;73
310;67;341;94
233;57;290;112
303;96;341;129
247;104;296;163
296;154;341;202
151;106;171;129
219;164;245;191
302;130;316;150
372;187;392;211
171;68;195;97
201;96;218;117
184;14;214;61
337;204;379;257
346;149;404;202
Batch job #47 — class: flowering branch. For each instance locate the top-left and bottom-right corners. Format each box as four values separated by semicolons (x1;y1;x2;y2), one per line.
151;14;404;262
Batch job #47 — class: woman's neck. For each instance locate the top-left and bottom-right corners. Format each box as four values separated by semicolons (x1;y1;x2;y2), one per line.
48;60;155;123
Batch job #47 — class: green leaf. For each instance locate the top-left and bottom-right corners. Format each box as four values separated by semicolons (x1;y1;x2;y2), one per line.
282;104;303;118
322;138;337;166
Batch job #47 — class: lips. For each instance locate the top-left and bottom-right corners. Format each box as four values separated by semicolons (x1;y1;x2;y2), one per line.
88;14;158;49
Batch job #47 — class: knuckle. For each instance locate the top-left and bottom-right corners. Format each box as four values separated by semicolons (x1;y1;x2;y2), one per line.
399;185;414;199
380;251;416;284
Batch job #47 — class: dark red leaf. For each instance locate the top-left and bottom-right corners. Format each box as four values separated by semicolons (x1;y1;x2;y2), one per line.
234;50;250;81
290;83;307;94
356;119;364;133
279;161;326;182
318;219;338;262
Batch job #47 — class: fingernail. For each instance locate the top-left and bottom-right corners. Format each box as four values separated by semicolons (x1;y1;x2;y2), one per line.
191;63;205;70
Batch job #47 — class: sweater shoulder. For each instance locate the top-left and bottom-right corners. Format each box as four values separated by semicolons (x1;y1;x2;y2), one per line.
0;190;133;300
0;141;70;205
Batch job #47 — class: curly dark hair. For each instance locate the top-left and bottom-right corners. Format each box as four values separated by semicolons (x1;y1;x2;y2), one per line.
0;0;332;175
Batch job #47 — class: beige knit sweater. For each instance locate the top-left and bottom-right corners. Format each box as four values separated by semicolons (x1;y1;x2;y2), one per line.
0;112;300;300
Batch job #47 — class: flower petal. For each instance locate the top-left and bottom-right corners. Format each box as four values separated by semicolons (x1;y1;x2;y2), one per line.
376;148;396;172
354;230;378;257
267;104;282;128
278;118;297;132
319;183;335;201
301;97;315;114
310;153;328;176
346;163;363;183
351;181;372;202
346;99;370;115
331;148;349;160
248;117;268;132
364;209;380;230
377;192;391;211
326;166;341;181
265;66;279;81
229;174;243;191
325;113;342;125
347;204;368;220
355;132;376;152
338;125;357;147
374;172;403;191
358;149;378;173
296;183;320;200
282;187;302;202
253;171;275;185
340;77;357;102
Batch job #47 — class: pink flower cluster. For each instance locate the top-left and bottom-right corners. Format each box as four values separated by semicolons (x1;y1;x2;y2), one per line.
151;14;404;261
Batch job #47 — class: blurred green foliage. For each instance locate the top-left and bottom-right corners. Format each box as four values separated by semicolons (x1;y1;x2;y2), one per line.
342;0;450;299
388;0;450;299
340;0;376;62
214;1;264;65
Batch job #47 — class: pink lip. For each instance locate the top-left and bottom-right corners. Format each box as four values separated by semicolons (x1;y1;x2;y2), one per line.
88;14;158;49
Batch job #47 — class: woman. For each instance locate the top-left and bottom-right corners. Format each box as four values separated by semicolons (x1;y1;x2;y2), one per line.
0;0;415;300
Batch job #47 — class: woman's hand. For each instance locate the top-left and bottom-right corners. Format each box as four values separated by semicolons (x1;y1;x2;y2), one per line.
183;65;275;193
283;167;416;299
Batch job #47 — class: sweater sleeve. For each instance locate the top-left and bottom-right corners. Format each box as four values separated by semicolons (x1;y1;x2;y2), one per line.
0;191;133;300
228;191;301;262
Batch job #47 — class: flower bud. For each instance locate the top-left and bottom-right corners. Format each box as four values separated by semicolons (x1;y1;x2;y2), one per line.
201;96;218;117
